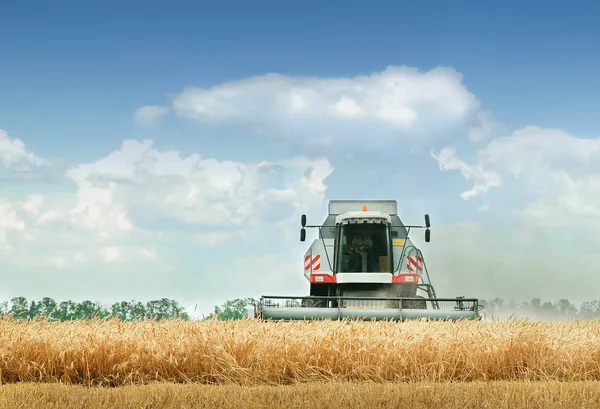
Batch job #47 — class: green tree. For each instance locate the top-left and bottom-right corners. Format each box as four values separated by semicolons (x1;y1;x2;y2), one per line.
39;297;58;319
578;300;600;319
0;300;8;315
111;301;132;321
163;298;189;320
56;300;78;320
129;301;146;320
74;300;106;319
144;298;189;320
207;298;256;320
556;299;577;318
10;297;29;318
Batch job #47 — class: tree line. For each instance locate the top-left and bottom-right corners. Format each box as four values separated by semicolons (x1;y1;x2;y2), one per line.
479;298;600;320
0;296;190;321
2;296;600;321
0;296;254;321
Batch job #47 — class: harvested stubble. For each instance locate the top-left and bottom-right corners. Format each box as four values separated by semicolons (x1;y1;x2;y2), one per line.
1;317;600;386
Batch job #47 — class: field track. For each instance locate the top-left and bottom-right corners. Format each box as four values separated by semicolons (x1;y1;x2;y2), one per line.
0;381;599;408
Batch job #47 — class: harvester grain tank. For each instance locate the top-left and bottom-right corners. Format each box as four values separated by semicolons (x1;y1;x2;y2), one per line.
254;200;482;321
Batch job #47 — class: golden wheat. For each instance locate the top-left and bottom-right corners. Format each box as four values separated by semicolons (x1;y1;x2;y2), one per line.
0;317;599;386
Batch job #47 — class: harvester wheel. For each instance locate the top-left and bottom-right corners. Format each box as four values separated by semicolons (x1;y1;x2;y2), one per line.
301;297;326;308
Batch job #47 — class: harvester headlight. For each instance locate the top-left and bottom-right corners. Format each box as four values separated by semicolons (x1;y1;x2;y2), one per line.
315;276;324;282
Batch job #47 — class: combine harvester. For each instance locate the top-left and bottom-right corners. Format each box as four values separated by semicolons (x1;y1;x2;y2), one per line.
252;200;482;321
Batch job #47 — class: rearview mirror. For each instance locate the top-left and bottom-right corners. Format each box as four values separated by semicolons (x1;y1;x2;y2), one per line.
300;228;306;242
425;229;431;242
301;214;306;227
425;214;430;228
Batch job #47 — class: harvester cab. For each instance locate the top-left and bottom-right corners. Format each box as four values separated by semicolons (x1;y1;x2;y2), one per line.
256;200;481;321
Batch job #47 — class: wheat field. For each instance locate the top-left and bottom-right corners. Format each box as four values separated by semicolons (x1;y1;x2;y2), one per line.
1;317;600;407
0;316;599;385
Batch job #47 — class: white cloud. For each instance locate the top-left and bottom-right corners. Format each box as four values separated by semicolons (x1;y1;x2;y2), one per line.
468;111;496;142
431;147;501;199
474;126;600;179
22;194;44;217
170;66;496;145
520;173;600;236
101;246;121;262
67;164;134;239
0;134;333;273
0;201;25;254
433;126;600;234
65;139;333;232
0;129;44;170
48;256;67;267
134;105;170;126
100;246;155;263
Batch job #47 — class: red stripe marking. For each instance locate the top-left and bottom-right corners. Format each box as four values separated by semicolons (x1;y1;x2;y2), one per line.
407;256;423;271
311;254;321;271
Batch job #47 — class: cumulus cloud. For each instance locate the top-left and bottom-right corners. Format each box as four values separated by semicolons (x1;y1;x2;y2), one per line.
471;126;600;181
100;246;155;263
433;126;600;235
48;256;67;268
0;201;25;254
22;194;44;217
0;133;333;272
431;147;501;199
0;129;44;170
64;139;333;232
134;105;170;126
169;66;497;147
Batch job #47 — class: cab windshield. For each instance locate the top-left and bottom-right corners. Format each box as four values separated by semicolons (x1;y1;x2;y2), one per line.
337;223;391;273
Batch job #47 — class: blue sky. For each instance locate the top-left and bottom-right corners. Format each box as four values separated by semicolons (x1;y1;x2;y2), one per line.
1;0;600;315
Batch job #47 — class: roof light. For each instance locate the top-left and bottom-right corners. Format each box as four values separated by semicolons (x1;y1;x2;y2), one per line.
362;205;368;211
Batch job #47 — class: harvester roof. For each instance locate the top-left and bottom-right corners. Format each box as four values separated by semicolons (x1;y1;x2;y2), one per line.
335;210;391;225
